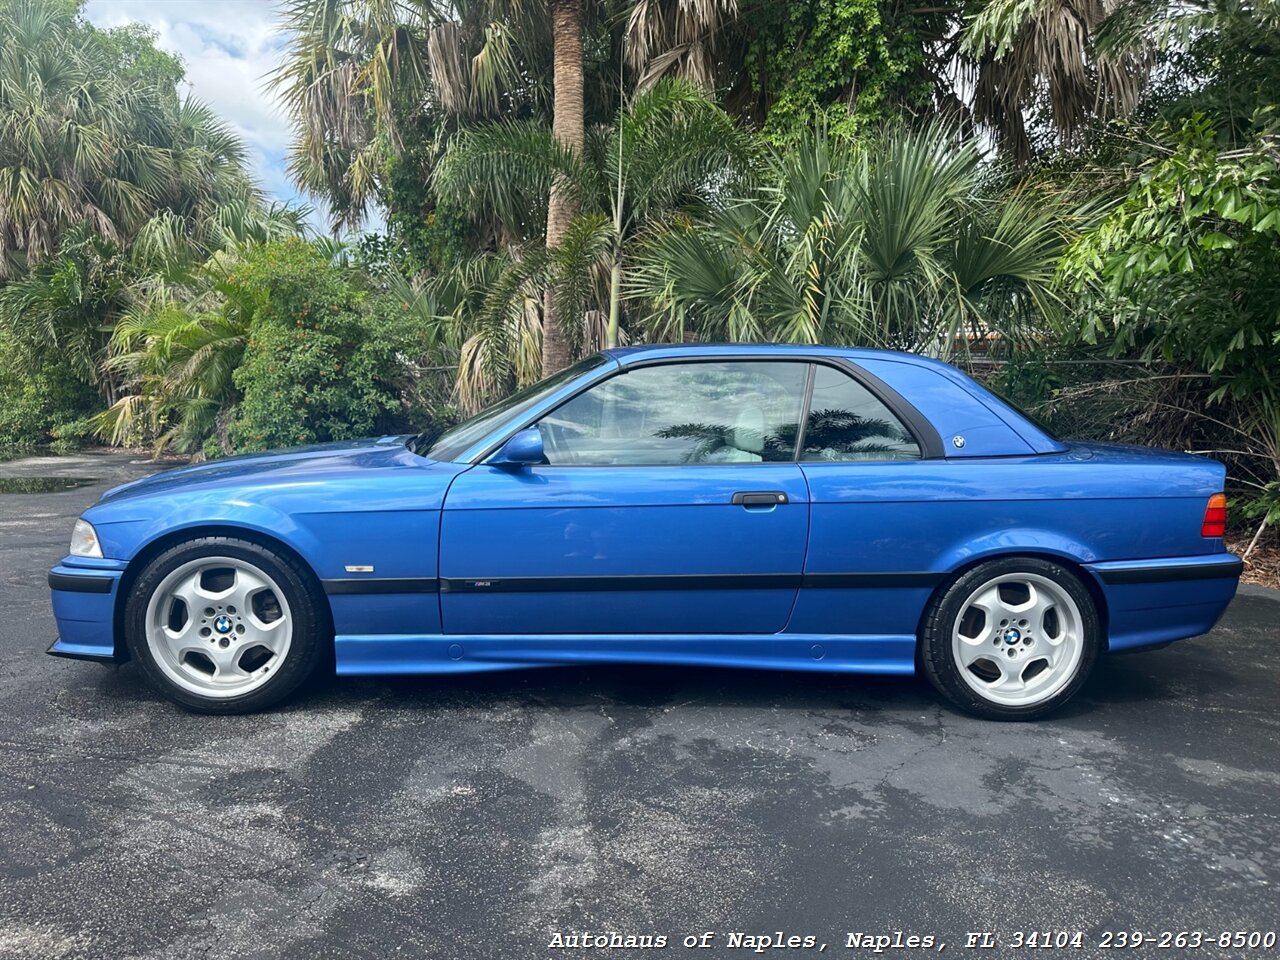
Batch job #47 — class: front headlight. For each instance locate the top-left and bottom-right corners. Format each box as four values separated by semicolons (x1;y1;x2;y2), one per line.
70;518;103;558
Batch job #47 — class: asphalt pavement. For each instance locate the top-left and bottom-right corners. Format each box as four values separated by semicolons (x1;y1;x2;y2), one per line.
0;452;1277;960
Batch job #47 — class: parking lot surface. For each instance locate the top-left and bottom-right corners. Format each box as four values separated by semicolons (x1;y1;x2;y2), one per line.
1;452;1277;959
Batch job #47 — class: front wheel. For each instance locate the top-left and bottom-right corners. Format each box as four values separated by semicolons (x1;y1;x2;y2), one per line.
919;557;1101;720
124;537;327;713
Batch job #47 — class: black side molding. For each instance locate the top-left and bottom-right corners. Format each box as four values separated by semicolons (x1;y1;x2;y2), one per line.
323;578;441;595
48;571;114;594
803;572;944;588
439;572;943;593
322;564;1238;596
321;571;947;596
1096;559;1244;585
442;573;803;593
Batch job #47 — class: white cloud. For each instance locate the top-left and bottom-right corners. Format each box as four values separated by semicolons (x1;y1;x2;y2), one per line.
82;0;347;233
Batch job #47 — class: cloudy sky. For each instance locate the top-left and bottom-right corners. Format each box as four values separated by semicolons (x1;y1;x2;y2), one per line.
83;0;341;233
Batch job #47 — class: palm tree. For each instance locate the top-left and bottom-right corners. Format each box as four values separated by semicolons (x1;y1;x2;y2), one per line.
0;0;160;276
273;0;746;376
271;0;564;234
94;257;258;454
536;0;745;373
0;226;132;391
0;0;300;406
440;250;550;413
274;0;432;233
624;0;740;92
434;79;753;406
0;0;308;451
92;220;326;456
0;0;276;278
542;0;587;375
272;0;588;375
960;0;1150;161
629;123;1073;354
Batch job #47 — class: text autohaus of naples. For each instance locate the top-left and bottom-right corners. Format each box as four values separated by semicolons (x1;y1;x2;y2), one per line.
545;930;940;950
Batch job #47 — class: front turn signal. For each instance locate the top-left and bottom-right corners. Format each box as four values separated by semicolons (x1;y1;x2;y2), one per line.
1201;493;1227;538
70;518;104;558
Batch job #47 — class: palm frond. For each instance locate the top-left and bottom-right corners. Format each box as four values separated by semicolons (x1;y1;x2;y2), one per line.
633;123;1076;353
962;0;1151;160
625;0;740;93
435;119;594;242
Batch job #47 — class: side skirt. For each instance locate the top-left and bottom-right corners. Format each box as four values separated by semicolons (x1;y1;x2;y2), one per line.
334;634;917;676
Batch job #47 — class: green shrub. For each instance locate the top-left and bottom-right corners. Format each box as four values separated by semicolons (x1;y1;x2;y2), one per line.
0;329;101;453
49;417;100;455
227;241;401;453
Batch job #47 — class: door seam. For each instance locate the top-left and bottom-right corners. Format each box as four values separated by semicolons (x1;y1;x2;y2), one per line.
778;463;813;635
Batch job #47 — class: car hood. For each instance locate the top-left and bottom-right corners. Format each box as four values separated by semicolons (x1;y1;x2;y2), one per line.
97;436;420;505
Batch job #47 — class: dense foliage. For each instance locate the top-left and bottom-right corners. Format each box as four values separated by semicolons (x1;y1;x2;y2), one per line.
0;327;99;453
433;79;754;408
226;242;406;453
632;124;1070;349
1;0;1277;544
743;0;932;140
0;0;303;452
0;1;277;277
1050;0;1280;526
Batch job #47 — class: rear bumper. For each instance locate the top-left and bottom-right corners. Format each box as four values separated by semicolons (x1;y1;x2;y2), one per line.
1086;554;1242;652
47;560;125;663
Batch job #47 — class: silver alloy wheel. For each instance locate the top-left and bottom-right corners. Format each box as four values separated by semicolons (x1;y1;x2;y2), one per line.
144;556;293;698
951;572;1084;707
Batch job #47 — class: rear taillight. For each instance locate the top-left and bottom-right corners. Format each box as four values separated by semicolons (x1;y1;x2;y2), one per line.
1201;493;1227;538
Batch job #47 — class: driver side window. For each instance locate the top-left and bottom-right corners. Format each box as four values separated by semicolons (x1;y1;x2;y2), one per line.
536;361;808;466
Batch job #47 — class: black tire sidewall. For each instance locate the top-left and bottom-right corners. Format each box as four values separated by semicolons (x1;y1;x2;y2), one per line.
920;557;1101;721
124;537;326;713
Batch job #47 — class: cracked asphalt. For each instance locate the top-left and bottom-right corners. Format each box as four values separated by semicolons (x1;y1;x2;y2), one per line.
0;452;1277;959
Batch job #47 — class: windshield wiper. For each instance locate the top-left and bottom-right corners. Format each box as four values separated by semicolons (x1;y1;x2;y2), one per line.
406;428;440;455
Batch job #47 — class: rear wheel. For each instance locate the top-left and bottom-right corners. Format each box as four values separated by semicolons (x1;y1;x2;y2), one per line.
125;537;326;713
920;557;1100;720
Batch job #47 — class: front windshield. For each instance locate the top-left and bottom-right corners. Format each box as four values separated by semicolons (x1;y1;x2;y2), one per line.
419;355;609;462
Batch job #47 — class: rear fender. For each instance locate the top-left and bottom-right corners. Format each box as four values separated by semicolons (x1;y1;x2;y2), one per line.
933;529;1099;573
922;530;1111;647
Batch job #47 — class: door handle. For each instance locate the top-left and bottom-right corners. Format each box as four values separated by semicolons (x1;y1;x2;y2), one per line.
731;491;789;506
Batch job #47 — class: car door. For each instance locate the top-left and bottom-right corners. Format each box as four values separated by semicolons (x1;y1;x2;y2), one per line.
438;359;811;636
784;362;940;639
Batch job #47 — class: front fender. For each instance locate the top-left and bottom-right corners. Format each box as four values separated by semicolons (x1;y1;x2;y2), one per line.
89;502;324;570
82;473;451;657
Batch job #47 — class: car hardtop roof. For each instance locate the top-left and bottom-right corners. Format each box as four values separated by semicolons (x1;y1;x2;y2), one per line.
602;342;948;370
599;343;1067;456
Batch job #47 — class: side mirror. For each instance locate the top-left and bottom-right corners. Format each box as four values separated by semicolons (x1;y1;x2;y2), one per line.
490;426;545;469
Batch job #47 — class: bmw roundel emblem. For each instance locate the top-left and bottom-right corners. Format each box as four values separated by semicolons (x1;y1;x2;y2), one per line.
952;435;966;449
214;615;233;634
1003;627;1021;644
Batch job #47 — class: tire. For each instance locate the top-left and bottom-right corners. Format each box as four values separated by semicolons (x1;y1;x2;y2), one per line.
124;536;327;714
919;556;1101;720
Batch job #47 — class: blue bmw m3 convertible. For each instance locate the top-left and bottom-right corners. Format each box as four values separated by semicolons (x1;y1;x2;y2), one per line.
48;344;1242;719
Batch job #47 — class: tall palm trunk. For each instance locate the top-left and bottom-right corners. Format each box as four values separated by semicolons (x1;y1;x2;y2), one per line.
542;0;585;376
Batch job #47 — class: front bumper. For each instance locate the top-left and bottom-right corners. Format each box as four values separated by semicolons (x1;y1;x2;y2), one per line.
47;558;126;663
1086;554;1242;652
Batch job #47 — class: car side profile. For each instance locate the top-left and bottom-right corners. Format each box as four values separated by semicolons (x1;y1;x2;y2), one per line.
47;344;1242;719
